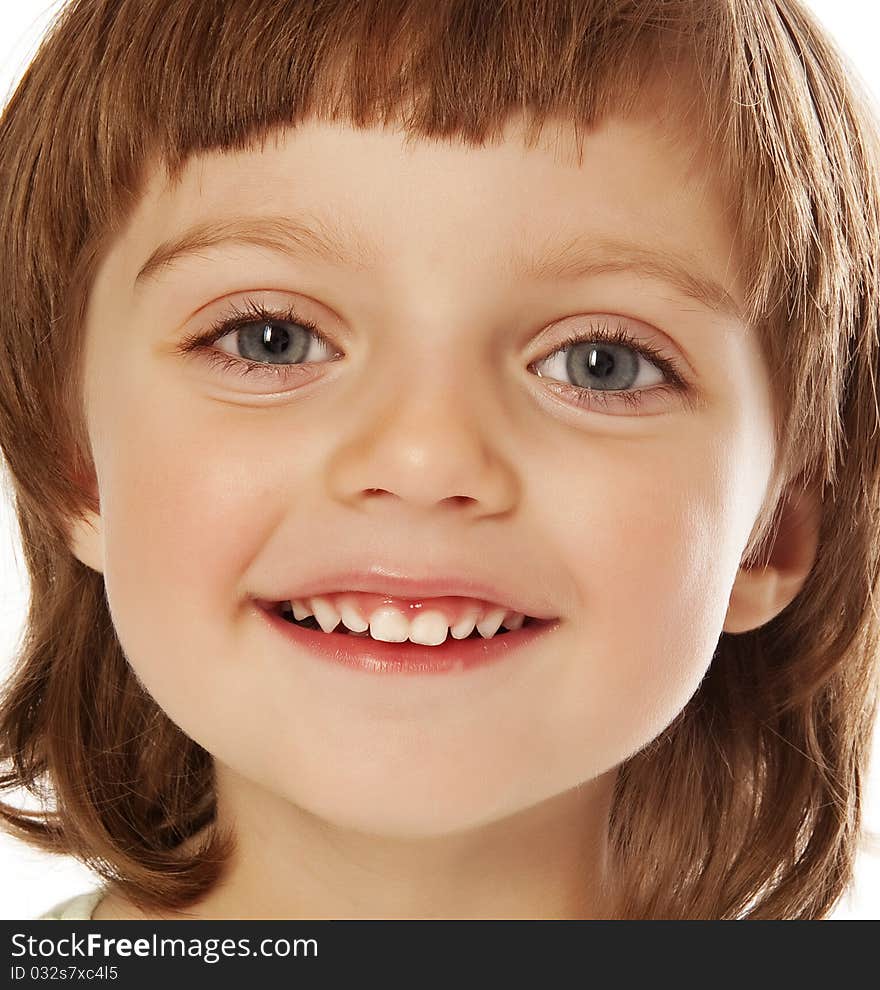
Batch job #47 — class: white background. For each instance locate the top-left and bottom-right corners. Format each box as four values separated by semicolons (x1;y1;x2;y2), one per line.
1;0;878;920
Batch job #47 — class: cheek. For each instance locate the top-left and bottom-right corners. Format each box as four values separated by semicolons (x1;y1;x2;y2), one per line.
94;389;303;728
530;420;769;774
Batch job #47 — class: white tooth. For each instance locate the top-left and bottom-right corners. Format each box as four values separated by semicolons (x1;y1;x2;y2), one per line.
369;607;410;643
503;611;525;631
338;599;369;633
310;596;342;634
476;607;507;639
408;610;449;646
291;599;312;621
450;611;480;640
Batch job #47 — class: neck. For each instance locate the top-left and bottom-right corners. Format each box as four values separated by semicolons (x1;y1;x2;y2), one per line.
95;764;617;920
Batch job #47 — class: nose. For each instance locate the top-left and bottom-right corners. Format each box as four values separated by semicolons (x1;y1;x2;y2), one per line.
324;375;520;518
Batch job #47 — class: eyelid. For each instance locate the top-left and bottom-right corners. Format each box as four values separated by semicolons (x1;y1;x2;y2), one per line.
546;309;700;376
535;318;687;384
178;295;334;352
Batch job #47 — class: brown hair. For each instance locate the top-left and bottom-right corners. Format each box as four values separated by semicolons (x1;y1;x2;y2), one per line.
1;0;878;919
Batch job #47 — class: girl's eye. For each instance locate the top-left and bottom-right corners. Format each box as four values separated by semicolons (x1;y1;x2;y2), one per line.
178;300;689;414
528;318;690;413
176;297;339;385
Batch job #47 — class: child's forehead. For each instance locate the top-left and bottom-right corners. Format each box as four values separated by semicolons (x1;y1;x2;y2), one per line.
145;89;716;212
138;121;719;256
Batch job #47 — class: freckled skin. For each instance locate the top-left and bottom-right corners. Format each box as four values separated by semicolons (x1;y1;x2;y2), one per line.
73;106;808;920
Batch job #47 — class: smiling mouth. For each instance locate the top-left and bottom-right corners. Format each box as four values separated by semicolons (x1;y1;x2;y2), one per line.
258;598;560;675
276;607;541;640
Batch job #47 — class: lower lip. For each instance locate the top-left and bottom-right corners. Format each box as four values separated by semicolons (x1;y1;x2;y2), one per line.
254;602;560;675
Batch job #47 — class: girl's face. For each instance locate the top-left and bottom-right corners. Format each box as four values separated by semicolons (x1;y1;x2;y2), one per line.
73;112;772;837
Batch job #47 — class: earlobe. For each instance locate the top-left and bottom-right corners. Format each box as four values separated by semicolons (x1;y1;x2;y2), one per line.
723;478;823;635
66;502;105;575
65;465;105;574
67;510;104;574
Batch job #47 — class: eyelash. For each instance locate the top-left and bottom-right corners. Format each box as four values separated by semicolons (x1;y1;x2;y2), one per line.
176;297;690;413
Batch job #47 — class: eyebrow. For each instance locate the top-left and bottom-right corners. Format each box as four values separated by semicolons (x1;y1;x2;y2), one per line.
134;213;380;286
134;212;743;320
516;234;744;321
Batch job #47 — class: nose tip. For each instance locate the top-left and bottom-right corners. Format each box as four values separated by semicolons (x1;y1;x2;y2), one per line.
327;397;520;516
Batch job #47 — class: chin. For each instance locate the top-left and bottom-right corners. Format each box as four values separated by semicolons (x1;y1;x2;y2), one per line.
293;788;508;840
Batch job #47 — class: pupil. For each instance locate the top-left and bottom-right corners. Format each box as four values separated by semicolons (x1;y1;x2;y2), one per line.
588;347;615;378
262;323;289;354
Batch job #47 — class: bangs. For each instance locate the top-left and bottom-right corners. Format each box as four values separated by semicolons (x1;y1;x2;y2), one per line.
64;0;724;225
131;0;714;167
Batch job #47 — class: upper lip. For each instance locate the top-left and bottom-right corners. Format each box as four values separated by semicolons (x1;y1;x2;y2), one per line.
252;566;560;621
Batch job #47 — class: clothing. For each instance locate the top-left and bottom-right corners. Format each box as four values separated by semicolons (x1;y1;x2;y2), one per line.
36;889;105;920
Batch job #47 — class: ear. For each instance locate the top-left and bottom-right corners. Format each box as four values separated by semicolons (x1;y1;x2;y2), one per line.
68;509;105;574
65;473;105;574
723;478;822;634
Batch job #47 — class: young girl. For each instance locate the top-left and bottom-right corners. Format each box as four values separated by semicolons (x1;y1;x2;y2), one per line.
1;0;878;921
